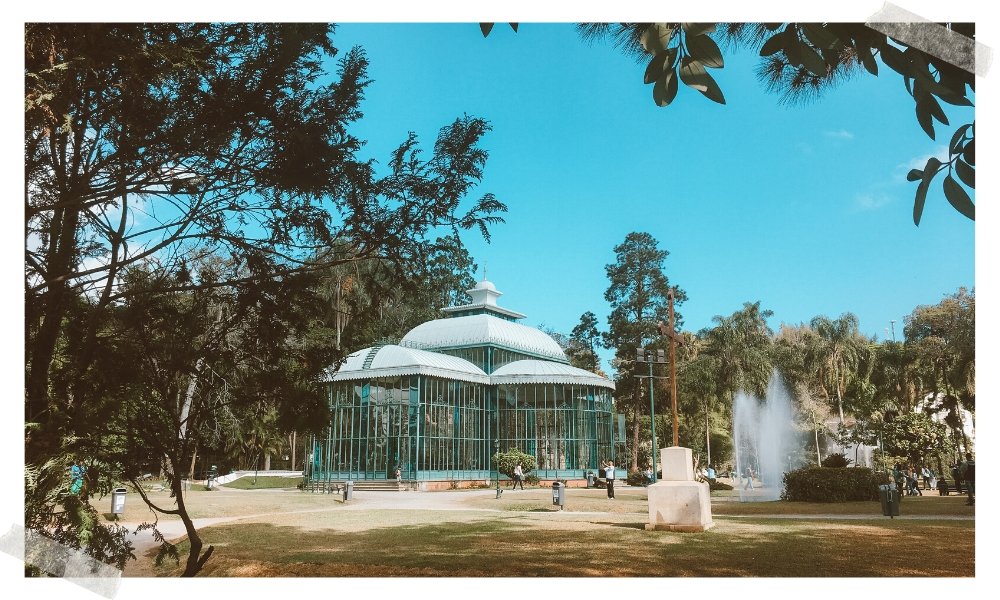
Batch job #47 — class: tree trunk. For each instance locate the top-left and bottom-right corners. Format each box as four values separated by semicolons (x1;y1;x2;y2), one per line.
264;453;271;471
290;432;297;471
170;460;214;577
188;443;198;481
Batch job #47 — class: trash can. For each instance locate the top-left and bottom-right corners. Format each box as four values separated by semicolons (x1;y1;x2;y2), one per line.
878;483;900;518
111;487;127;515
552;481;565;510
586;473;595;488
343;480;353;501
206;465;218;490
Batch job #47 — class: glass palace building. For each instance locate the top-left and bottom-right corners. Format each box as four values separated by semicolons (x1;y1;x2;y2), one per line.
309;280;617;487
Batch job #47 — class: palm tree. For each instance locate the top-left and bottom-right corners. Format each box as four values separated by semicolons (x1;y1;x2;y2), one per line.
810;313;863;424
703;301;774;401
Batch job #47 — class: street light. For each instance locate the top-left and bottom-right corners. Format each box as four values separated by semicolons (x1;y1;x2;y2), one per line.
636;347;667;483
494;437;502;499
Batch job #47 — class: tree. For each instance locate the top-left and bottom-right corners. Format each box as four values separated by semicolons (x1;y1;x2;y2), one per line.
570;22;974;224
25;23;504;442
810;313;865;424
25;23;505;576
703;301;774;400
603;232;686;470
567;311;602;373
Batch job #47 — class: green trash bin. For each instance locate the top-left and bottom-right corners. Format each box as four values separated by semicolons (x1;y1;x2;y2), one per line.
878;483;900;518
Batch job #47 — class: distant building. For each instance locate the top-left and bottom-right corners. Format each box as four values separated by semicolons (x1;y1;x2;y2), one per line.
309;279;617;488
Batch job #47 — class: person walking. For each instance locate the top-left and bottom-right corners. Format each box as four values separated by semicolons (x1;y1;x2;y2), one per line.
604;461;616;499
395;466;402;489
960;453;975;506
743;465;755;490
512;463;524;490
921;465;932;491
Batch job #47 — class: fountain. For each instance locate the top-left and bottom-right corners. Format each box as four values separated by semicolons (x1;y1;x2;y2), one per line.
732;371;802;501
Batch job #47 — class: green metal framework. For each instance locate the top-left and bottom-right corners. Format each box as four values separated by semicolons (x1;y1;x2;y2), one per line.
309;377;615;482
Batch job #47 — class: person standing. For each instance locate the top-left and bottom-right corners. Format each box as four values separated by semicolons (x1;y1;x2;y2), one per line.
512;463;524;490
921;465;932;491
950;462;963;495
744;465;754;490
395;466;402;488
604;461;616;499
960;453;975;506
69;459;86;495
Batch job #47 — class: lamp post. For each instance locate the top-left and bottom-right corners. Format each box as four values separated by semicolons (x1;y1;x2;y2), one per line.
636;347;667;483
494;438;502;499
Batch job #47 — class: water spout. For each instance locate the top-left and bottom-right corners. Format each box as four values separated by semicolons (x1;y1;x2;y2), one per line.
733;371;801;501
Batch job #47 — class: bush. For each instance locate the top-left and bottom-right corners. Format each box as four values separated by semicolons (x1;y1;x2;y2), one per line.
524;473;540;485
708;479;733;491
821;452;852;468
626;470;649;486
782;467;882;502
492;448;538;478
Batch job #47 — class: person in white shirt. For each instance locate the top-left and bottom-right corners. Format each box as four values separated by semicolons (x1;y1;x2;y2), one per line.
604;461;616;499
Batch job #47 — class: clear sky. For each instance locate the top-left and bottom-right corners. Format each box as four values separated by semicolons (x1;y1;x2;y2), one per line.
327;22;975;372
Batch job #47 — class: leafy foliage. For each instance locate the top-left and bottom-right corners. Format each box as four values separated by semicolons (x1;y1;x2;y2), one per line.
782;466;883;502
820;452;851;468
567;22;975;223
492;448;538;478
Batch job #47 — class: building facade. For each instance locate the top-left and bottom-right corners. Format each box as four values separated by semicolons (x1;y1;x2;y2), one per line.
309;280;618;486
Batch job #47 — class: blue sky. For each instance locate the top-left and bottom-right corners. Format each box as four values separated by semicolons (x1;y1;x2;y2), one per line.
329;22;975;372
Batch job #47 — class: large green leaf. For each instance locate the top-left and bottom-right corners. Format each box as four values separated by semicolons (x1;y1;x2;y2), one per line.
682;23;716;37
914;96;936;140
686;33;723;68
679;58;726;104
943;175;975;220
799;42;828;77
645;49;669;84
879;43;909;75
859;47;879;75
906;169;923;182
955;159;975;189
913;157;941;226
760;32;785;56
963;139;975;165
801;23;840;50
949;123;972;154
653;69;679;107
641;24;674;55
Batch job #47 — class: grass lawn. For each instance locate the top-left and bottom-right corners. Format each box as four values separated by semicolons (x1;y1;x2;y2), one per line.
221;476;304;490
134;487;973;577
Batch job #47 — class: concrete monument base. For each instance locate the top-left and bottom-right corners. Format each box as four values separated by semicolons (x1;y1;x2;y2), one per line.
646;446;714;532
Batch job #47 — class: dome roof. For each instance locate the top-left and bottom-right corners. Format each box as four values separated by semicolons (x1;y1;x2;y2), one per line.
325;345;489;384
491;360;615;389
472;279;497;292
401;314;568;362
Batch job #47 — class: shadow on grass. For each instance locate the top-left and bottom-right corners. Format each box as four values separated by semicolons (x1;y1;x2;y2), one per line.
151;514;974;578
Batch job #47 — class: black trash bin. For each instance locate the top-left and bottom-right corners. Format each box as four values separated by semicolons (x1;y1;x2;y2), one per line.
878;483;900;518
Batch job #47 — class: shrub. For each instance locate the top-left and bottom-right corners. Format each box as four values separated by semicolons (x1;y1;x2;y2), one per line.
524;473;540;485
492;448;539;478
708;479;733;491
626;469;649;486
821;452;852;468
782;467;882;502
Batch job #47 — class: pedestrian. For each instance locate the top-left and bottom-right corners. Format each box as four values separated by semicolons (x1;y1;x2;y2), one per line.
512;463;524;490
395;466;402;487
706;465;716;481
960;453;975;506
69;459;86;495
950;462;963;495
643;466;653;484
906;466;922;496
921;465;932;491
743;465;754;490
929;467;937;491
604;461;616;499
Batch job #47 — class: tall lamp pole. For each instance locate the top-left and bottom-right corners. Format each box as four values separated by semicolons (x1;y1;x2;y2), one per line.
494;438;502;499
636;347;667;483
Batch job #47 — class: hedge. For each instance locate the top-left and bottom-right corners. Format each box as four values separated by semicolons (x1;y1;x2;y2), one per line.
781;467;883;502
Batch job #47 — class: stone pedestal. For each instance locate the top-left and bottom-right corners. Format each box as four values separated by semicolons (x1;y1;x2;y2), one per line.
645;447;714;532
